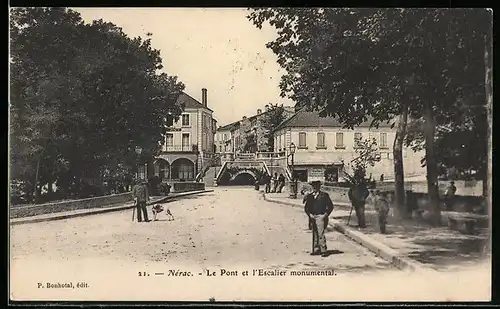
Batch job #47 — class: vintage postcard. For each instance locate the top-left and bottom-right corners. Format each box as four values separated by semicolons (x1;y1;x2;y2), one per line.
9;7;492;302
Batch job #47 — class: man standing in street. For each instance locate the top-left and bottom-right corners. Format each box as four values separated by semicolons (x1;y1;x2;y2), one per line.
373;191;391;234
444;181;457;211
132;179;150;222
348;179;370;228
303;181;334;257
271;172;279;193
264;173;271;193
276;173;286;193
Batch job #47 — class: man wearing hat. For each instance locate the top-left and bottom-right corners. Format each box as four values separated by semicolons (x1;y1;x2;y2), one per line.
303;181;334;257
132;179;150;222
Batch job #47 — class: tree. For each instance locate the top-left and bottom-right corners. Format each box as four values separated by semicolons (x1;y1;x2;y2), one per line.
344;137;380;185
248;8;490;226
10;7;185;202
260;103;288;151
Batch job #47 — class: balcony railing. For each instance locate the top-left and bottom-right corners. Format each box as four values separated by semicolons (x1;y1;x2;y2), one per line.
164;145;197;152
256;151;286;159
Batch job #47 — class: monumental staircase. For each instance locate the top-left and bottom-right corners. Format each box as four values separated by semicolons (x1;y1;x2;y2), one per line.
213;152;292;186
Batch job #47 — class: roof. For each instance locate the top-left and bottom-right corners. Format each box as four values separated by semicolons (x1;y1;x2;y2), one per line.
217;121;240;131
176;92;213;112
274;109;392;132
217;105;294;132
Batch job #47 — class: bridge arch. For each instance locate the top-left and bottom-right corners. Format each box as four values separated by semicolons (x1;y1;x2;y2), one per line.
229;170;258;182
227;170;258;186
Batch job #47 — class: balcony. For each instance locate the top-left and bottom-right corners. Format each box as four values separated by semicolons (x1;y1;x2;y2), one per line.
164;145;198;153
256;151;286;159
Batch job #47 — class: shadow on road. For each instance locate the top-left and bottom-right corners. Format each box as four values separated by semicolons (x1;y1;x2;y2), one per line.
322;249;344;256
160;193;214;204
333;213;489;270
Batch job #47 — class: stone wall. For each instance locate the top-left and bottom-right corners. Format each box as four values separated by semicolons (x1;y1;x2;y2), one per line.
10;192;133;219
292;182;486;213
171;182;205;193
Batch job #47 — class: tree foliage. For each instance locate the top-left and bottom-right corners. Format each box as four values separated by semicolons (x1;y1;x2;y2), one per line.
344;137;380;184
248;8;491;224
10;7;185;203
260;103;288;151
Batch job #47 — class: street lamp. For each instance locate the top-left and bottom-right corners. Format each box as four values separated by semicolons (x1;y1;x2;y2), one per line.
135;146;143;180
288;142;297;199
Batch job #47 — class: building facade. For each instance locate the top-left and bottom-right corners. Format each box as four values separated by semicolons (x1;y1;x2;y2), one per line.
152;88;216;181
215;106;295;156
273;110;426;183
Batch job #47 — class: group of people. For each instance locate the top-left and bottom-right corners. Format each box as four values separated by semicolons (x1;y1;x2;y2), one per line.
301;180;394;257
262;172;286;194
301;179;460;257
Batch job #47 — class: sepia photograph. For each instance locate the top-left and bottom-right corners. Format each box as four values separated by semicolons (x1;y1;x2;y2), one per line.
9;7;492;302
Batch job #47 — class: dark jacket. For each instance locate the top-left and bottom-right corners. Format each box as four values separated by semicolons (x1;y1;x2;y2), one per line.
348;184;369;204
304;191;334;216
132;183;149;203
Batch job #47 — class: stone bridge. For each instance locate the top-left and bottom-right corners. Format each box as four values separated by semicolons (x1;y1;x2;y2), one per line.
216;160;270;186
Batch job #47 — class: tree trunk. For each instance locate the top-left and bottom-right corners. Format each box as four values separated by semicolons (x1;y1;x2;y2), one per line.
423;104;441;226
393;103;409;219
33;156;42;204
47;179;53;198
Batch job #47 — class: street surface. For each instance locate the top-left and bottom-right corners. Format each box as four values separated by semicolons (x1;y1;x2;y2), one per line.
10;187;490;301
11;187;391;272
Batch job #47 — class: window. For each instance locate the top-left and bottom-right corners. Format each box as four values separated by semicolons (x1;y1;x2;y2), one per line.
182;133;189;150
336;132;344;148
380;133;388;148
354;132;363;147
179;164;194;180
219;145;222;153
223;133;227;141
299;132;307;148
182;114;190;126
317;132;325;148
166;134;173;147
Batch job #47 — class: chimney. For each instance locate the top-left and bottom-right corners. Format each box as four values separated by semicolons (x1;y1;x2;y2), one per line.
202;88;207;107
257;109;262;115
242;116;247;120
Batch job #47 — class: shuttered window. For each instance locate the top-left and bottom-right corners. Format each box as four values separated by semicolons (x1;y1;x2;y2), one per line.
299;132;307;148
317;132;325;148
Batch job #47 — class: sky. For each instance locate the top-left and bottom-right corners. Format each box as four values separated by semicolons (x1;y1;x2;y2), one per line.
74;8;295;126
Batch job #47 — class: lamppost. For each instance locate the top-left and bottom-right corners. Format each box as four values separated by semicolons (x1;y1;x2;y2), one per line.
288;142;297;199
135;146;143;180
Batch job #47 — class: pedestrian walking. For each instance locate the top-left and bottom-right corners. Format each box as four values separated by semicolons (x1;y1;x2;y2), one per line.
132;179;150;222
348;180;370;228
443;181;457;211
303;181;334;257
373;191;390;234
271;172;279;193
276;173;286;193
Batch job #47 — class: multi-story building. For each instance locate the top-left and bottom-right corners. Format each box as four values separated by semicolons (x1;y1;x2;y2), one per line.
151;88;216;181
273;109;426;183
215;106;295;156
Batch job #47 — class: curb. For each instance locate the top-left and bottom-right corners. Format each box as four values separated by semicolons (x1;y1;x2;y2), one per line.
263;192;432;272
10;190;214;226
332;223;431;272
